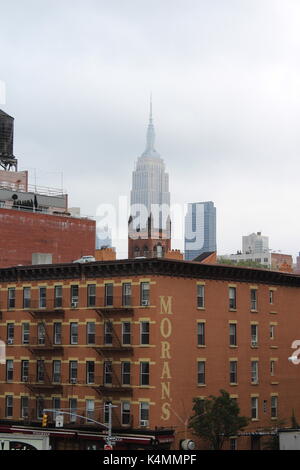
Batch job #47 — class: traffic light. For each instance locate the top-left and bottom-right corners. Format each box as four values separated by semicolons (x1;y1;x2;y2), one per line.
42;414;48;427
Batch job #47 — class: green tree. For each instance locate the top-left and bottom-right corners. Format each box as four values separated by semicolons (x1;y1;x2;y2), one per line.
217;257;269;270
189;390;249;450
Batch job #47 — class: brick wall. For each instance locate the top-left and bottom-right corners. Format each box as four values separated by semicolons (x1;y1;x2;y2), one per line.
0;208;96;267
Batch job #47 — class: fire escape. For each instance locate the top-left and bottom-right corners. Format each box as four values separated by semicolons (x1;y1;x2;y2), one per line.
93;296;134;399
24;299;64;395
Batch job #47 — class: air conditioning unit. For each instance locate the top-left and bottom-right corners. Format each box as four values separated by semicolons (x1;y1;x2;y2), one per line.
23;376;28;382
251;340;258;347
142;300;149;307
70;378;77;384
140;420;149;427
7;338;14;345
71;301;78;308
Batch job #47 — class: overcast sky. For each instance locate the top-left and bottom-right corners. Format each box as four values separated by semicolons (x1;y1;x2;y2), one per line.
1;0;300;259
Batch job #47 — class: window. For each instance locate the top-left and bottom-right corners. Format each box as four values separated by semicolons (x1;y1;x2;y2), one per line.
121;402;131;426
22;323;30;345
230;361;238;384
20;396;29;419
53;360;61;383
140;362;150;386
38;322;46;345
104;321;113;345
122;322;131;345
140;321;150;345
5;395;13;418
250;289;257;311
105;283;113;307
229;323;237;346
197;322;205;346
37;397;44;419
53;322;62;345
269;290;274;304
139;402;149;426
7;323;14;344
140;282;150;306
270;360;276;376
122;283;132;307
52;397;61;421
21;360;29;382
229;287;237;309
271;396;278;418
70;322;78;344
197;361;206;385
121;362;131;385
87;322;96;344
6;359;13;382
104;361;112;385
251;324;258;347
86;400;94;422
251;361;259;384
70;285;79;308
37;360;45;382
251;397;258;419
39;287;46;308
230;438;237;450
86;361;95;384
69;398;77;423
8;288;15;309
87;284;96;307
197;285;205;308
270;324;275;340
54;286;63;308
23;287;31;309
69;361;78;384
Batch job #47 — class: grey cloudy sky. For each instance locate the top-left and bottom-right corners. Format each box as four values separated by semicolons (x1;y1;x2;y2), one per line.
1;0;300;259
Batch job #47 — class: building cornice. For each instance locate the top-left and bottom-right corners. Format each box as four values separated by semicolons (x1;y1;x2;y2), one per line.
0;258;299;286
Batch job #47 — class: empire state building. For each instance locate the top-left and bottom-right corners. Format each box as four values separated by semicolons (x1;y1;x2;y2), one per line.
128;101;171;258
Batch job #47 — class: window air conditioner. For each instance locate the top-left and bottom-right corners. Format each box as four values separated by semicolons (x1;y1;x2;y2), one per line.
7;338;14;345
142;300;149;307
70;378;77;384
140;420;149;427
251;340;258;347
71;301;78;308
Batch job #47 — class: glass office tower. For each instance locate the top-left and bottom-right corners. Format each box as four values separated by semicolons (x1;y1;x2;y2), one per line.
184;201;216;260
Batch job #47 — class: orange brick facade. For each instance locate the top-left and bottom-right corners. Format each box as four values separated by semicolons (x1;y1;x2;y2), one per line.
0;259;300;450
0;208;96;268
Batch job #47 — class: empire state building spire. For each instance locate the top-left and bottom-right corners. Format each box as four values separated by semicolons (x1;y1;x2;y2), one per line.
129;99;171;259
141;95;160;158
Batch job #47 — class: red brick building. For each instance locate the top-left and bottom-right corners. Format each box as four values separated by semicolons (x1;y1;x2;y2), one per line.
0;258;300;450
0;207;96;268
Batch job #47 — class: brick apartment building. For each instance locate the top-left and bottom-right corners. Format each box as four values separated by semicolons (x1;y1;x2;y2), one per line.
0;258;300;450
0;169;96;268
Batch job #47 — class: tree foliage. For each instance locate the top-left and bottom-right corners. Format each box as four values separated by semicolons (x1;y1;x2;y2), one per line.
189;390;249;450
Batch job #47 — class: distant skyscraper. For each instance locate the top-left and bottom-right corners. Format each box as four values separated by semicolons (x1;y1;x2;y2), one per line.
128;99;171;258
184;201;217;260
96;225;112;249
242;232;269;254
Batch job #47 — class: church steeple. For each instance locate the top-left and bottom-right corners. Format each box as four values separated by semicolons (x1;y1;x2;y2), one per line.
142;95;160;158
